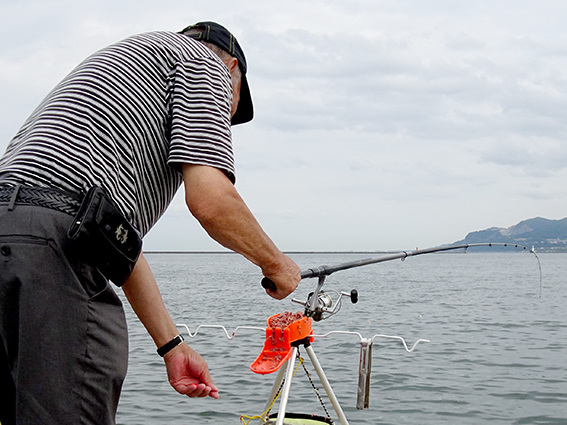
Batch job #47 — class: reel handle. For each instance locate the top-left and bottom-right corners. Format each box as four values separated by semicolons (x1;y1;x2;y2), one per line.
351;289;359;303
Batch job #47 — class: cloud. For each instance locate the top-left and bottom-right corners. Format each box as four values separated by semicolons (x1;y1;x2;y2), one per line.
477;137;567;174
2;0;567;251
245;13;567;149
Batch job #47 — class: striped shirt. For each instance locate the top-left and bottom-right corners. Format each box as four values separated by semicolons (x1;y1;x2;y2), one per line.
0;31;235;236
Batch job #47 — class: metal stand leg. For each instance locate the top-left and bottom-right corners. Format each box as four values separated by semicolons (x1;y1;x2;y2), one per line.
275;346;299;425
259;365;287;424
265;344;350;425
305;345;350;425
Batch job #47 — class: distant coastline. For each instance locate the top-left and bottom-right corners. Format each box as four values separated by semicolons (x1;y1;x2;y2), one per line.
451;217;567;253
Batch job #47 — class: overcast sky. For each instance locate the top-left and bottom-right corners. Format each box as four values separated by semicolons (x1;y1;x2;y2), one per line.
1;0;566;251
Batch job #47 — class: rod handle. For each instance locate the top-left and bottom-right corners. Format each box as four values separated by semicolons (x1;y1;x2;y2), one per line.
261;277;277;292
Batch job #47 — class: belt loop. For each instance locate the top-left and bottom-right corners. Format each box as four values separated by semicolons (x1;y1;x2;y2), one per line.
8;184;22;211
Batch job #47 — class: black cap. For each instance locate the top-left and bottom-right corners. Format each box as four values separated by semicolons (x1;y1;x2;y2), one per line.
180;21;253;125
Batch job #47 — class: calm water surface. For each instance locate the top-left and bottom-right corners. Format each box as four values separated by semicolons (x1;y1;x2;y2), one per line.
116;252;566;424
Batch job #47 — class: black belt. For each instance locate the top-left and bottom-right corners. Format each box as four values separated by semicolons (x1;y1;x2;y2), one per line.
0;185;82;216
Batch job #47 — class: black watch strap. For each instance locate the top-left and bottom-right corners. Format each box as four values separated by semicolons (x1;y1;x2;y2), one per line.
157;334;184;357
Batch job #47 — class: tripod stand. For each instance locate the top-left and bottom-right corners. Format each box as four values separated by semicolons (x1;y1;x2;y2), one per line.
261;338;349;425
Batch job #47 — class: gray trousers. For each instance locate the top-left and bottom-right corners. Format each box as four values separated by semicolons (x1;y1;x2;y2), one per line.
0;204;128;425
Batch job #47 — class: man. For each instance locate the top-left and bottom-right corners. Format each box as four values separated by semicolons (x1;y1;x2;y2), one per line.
0;21;301;425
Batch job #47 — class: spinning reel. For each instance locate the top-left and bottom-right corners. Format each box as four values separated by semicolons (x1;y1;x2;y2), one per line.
291;274;358;322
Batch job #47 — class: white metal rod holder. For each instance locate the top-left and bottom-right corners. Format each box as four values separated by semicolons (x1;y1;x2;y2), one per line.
357;338;373;409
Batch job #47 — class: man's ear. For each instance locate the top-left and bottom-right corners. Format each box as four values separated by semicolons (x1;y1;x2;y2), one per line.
225;57;238;73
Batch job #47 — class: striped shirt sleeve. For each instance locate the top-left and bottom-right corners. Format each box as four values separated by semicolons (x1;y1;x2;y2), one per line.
167;57;236;183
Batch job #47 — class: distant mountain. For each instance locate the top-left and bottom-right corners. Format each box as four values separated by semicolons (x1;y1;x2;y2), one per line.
451;217;567;252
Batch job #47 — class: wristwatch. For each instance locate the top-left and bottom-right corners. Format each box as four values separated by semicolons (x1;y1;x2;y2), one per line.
157;334;184;357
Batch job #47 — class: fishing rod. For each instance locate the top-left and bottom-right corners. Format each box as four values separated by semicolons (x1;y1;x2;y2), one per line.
262;243;542;320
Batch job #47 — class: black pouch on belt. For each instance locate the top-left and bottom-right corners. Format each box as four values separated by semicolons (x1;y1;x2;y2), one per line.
67;187;142;286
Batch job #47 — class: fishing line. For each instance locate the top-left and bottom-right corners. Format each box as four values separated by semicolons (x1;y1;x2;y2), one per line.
532;250;543;298
239;357;305;425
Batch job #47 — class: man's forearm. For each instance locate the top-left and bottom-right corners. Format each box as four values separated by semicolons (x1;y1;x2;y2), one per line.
182;164;301;298
121;253;180;348
183;165;284;273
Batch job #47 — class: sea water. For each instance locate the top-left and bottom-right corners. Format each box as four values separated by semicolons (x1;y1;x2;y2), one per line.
115;252;566;424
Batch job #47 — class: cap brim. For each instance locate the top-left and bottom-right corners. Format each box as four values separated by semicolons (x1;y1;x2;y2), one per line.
231;75;253;125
